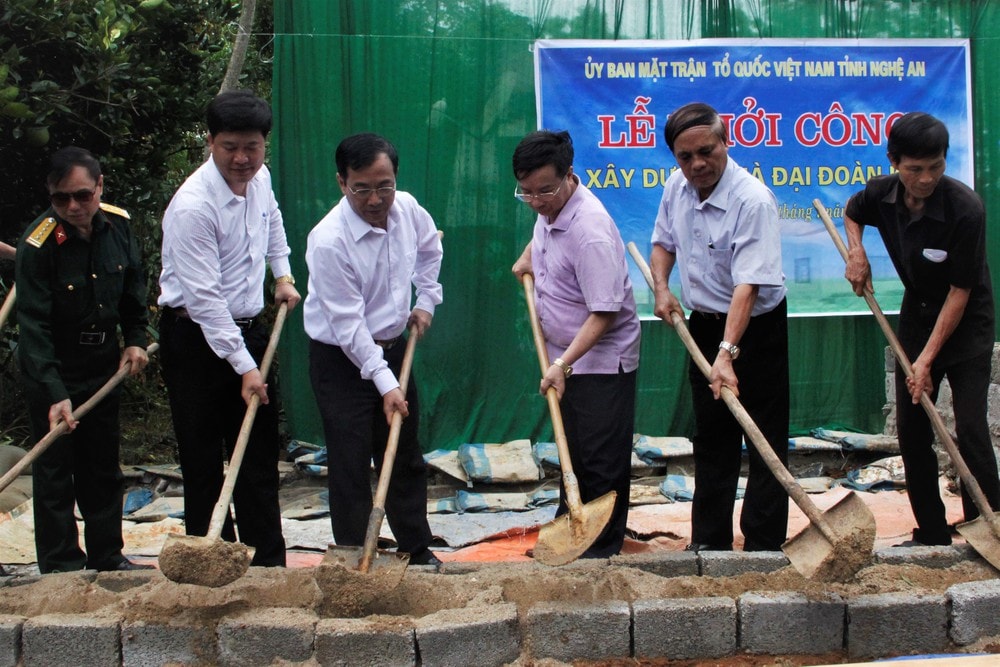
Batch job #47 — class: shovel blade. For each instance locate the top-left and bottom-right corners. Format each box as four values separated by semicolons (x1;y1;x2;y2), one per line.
323;544;409;586
533;491;617;566
956;514;1000;571
782;491;876;582
158;533;253;587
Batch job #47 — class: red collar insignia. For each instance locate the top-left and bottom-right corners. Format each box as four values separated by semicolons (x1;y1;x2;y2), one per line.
54;224;68;245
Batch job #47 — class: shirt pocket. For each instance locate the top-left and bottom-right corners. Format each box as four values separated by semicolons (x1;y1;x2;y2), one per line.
52;272;90;326
708;245;736;291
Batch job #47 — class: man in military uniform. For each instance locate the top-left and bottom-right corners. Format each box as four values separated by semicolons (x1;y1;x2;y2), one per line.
15;146;151;573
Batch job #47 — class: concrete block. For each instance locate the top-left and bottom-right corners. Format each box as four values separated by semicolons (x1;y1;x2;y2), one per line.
949;578;1000;645
847;592;948;660
874;544;971;568
633;597;735;659
415;602;519;667
739;591;844;655
22;613;121;667
121;619;217;667
217;607;316;666
314;617;415;667
0;615;24;667
610;551;698;578
699;550;789;577
525;601;630;662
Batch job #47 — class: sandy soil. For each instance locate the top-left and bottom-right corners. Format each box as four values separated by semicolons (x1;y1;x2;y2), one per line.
0;557;995;625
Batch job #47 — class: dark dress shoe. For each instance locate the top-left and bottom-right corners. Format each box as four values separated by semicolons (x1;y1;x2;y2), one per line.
408;549;442;566
684;543;730;552
112;559;155;571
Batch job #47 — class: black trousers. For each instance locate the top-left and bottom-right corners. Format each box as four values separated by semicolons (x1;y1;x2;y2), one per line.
309;339;433;555
687;299;790;551
556;368;637;557
159;311;285;566
895;348;1000;545
28;357;125;573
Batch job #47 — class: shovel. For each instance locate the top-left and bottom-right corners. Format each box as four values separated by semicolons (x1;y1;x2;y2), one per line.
158;303;288;587
521;274;617;566
816;199;1000;569
321;323;419;584
0;341;159;495
626;242;875;581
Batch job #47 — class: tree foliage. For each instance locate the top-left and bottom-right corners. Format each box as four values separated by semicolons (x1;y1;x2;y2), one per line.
0;0;273;458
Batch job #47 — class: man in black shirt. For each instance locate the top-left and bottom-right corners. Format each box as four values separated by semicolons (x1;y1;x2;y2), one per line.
843;111;999;546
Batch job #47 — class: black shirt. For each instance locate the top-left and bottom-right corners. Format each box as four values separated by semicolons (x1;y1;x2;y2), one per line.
845;173;994;366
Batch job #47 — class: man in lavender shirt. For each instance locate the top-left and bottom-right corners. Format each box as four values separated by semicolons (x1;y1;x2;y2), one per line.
511;130;640;557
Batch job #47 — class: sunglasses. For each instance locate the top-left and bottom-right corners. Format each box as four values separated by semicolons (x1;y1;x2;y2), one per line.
50;189;96;206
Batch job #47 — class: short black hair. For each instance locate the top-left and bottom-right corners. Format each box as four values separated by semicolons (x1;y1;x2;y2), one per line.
335;133;399;180
887;112;949;162
47;146;101;189
512;130;573;180
206;90;272;137
664;102;727;153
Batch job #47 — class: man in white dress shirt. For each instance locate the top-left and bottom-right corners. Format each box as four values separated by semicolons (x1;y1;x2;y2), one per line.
158;90;301;567
304;133;443;566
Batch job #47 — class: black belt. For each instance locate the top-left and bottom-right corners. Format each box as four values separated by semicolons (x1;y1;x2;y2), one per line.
375;335;403;350
79;331;107;346
166;306;257;332
691;310;724;320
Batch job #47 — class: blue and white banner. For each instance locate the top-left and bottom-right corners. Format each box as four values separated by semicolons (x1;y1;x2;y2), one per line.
535;39;973;316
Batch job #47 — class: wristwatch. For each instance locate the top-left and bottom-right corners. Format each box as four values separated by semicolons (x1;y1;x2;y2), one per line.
718;340;740;360
275;274;295;286
553;357;573;377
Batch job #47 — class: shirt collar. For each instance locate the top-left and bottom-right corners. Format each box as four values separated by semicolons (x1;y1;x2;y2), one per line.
340;197;394;242
205;158;247;207
687;156;738;211
547;174;583;231
884;175;947;224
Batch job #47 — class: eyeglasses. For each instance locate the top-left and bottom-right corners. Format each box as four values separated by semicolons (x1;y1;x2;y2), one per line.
347;184;396;199
514;176;566;202
50;189;96;206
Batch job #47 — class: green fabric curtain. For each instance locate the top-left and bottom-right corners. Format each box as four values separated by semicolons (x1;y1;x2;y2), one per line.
271;0;1000;451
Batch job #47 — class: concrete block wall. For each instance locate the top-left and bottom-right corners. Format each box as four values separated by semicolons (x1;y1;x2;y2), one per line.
4;548;1000;664
882;343;1000;450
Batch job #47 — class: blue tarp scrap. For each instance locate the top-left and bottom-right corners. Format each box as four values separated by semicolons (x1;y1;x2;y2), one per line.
811;428;900;453
122;488;153;516
660;474;747;502
457;439;542;483
839;455;906;492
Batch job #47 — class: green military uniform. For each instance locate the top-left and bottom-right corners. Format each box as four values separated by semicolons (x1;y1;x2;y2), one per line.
15;203;147;573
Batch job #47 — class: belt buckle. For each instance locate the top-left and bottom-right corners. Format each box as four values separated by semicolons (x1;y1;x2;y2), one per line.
234;318;253;332
376;336;399;350
79;331;106;346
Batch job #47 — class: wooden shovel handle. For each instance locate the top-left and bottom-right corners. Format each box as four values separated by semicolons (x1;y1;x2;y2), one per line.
359;323;419;572
0;284;15;332
626;243;838;541
206;302;289;540
521;274;585;517
0;341;160;495
814;200;1000;533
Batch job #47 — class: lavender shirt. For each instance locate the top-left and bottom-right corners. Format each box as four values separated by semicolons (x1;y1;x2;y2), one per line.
532;179;640;374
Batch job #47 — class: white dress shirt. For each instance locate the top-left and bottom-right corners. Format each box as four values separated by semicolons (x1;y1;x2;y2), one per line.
158;159;292;375
651;156;786;316
303;191;443;396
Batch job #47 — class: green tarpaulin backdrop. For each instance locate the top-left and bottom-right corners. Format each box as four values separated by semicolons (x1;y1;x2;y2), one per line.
270;1;1000;451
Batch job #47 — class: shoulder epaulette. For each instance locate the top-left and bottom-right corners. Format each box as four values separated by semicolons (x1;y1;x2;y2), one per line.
25;217;57;248
99;202;130;219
